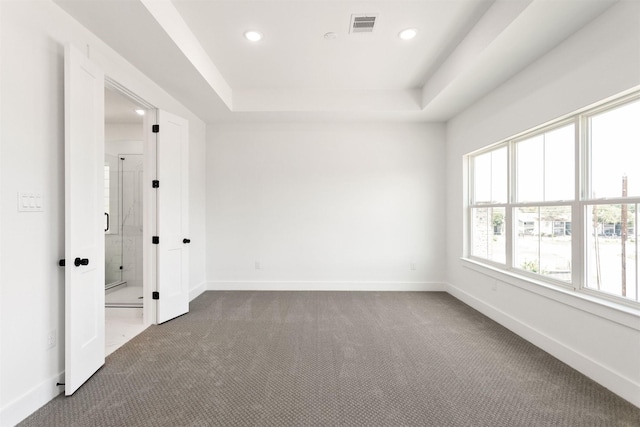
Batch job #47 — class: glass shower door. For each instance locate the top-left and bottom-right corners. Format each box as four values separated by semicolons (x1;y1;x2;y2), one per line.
105;153;123;288
104;154;144;307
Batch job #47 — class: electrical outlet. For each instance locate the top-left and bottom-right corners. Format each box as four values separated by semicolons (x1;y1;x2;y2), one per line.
255;261;261;270
46;329;57;349
410;262;416;271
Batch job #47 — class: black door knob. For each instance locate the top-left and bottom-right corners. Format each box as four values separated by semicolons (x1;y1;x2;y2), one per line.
183;238;191;244
74;257;89;267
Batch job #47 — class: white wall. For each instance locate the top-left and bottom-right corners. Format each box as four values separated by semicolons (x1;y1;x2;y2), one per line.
0;1;207;424
0;0;4;424
189;121;207;299
445;1;640;407
206;122;446;291
106;122;144;142
105;124;143;159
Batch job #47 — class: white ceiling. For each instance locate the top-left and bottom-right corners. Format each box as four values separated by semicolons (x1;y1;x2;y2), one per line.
173;1;489;90
105;87;145;124
56;0;617;124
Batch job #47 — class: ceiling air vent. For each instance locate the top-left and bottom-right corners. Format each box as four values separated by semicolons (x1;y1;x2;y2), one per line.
349;14;378;34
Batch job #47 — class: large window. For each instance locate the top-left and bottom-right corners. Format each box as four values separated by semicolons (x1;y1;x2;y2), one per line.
467;92;640;306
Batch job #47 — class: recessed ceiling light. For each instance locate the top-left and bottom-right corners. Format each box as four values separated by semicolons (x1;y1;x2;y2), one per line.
324;32;337;40
399;28;417;40
134;109;145;116
244;30;263;42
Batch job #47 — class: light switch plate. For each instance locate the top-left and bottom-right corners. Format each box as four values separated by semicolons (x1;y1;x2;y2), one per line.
18;192;44;212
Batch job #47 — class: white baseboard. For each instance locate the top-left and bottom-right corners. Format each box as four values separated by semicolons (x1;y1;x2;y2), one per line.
445;282;640;408
0;371;64;426
207;281;447;292
189;281;207;302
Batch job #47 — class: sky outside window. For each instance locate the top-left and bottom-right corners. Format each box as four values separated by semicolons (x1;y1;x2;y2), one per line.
516;124;574;203
590;99;640;199
473;147;506;204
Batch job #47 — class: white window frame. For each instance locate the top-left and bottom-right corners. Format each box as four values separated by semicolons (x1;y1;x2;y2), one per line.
468;144;509;267
466;90;640;309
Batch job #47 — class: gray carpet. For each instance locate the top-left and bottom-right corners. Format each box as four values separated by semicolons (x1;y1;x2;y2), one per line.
20;291;640;426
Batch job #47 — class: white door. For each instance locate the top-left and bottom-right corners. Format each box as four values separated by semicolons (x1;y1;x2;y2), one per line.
155;110;189;323
64;44;105;395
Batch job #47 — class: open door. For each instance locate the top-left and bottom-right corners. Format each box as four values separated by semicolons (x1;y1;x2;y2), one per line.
154;110;189;323
64;44;105;395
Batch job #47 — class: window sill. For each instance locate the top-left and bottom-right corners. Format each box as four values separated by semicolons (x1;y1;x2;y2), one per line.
460;257;640;331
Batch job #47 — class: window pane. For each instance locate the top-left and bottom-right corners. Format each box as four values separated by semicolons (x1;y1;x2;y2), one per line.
473;147;506;204
516;136;543;202
516;124;575;202
473;154;491;203
515;206;571;282
586;204;638;301
471;208;489;259
471;207;506;263
488;207;506;263
590;99;640;198
491;149;507;204
544;124;574;201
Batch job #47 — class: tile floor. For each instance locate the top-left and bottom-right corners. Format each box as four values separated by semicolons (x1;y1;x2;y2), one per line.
106;284;143;307
105;307;147;356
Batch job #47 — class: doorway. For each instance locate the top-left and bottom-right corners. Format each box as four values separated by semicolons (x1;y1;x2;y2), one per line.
64;45;190;394
104;84;148;355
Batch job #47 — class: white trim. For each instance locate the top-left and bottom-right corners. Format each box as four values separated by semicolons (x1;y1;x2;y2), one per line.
207;281;446;292
104;77;155;111
0;371;64;426
189;281;207;301
0;0;3;420
143;109;157;326
445;282;640;408
462;258;640;330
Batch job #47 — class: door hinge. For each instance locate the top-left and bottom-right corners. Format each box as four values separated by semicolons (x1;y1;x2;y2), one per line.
152;291;160;300
152;180;159;188
152;236;159;244
152;124;159;133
